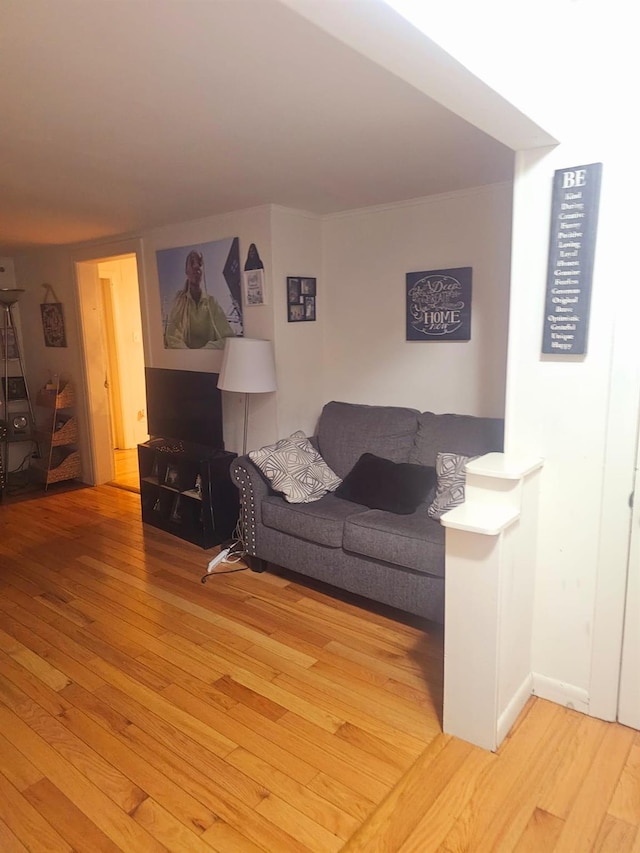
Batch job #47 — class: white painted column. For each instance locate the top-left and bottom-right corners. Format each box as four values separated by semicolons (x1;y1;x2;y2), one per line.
441;453;544;751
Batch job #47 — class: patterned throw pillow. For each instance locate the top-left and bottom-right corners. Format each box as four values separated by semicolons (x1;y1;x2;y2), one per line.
427;452;472;519
249;431;342;503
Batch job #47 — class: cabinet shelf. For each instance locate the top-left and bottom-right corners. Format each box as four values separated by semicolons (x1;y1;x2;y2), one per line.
138;440;238;549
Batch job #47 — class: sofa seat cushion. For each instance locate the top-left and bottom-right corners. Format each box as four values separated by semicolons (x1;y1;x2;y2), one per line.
261;493;368;548
343;509;445;576
317;401;420;479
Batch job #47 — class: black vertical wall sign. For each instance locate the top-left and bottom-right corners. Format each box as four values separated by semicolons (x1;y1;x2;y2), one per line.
542;162;602;355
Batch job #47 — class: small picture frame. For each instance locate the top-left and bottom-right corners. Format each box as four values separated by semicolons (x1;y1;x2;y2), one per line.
287;276;316;322
2;376;27;401
170;495;183;524
0;328;19;360
164;465;180;488
288;303;305;322
243;268;266;306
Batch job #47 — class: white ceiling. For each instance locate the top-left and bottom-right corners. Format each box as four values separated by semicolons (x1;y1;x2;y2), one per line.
0;0;515;255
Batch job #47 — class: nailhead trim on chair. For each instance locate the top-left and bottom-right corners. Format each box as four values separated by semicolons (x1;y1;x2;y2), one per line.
232;467;257;555
0;422;6;492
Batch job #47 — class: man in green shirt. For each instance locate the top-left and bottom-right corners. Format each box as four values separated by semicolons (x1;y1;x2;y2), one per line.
165;250;235;349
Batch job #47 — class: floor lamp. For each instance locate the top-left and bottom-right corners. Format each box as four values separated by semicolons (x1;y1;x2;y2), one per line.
217;337;277;455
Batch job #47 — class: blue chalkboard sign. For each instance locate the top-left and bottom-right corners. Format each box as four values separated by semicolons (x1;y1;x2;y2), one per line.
542;163;602;355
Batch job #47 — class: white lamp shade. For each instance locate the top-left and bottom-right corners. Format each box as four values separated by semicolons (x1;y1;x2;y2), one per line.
217;337;277;394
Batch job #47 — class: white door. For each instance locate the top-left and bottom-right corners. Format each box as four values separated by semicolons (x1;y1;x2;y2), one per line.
75;260;115;484
73;239;146;485
618;439;640;728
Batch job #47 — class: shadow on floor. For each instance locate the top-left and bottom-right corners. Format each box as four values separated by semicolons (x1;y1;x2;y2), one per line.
0;477;91;505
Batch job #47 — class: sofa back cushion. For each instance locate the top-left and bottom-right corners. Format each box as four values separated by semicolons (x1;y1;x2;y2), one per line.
317;401;420;479
408;412;504;468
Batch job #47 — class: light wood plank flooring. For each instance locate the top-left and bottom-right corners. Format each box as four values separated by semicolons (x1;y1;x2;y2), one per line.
0;485;639;852
110;448;140;493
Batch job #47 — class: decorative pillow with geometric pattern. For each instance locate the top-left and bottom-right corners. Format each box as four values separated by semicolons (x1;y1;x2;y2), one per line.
249;430;342;503
427;452;473;519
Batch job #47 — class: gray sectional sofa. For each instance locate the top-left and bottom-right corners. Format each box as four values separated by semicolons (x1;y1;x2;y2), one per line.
230;401;504;623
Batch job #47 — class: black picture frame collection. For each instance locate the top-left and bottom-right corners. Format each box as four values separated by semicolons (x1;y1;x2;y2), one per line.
287;276;316;322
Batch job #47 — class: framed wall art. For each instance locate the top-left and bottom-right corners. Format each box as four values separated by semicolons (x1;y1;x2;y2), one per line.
287;276;316;323
40;302;68;347
2;376;27;401
243;243;266;306
406;267;472;341
164;465;180;488
243;268;266;306
0;327;18;360
40;284;68;347
156;236;243;350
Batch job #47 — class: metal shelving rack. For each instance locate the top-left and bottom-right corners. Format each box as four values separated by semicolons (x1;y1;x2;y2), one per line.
0;288;37;499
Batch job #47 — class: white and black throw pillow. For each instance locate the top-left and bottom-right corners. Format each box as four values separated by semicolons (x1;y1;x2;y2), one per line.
427;452;472;519
249;431;341;503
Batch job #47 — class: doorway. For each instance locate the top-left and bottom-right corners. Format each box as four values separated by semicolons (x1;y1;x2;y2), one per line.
75;247;147;489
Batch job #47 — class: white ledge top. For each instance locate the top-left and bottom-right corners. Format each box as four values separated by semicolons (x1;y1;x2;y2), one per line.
465;452;544;480
440;502;520;536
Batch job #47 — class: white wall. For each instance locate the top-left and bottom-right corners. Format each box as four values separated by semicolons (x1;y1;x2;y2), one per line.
322;184;512;416
270;206;324;438
506;141;639;714
13;249;93;479
13;251;84;395
0;257;16;289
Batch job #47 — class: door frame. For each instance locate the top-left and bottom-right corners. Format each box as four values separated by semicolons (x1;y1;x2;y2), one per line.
71;238;146;485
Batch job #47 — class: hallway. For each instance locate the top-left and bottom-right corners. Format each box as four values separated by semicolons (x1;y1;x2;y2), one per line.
109;448;139;493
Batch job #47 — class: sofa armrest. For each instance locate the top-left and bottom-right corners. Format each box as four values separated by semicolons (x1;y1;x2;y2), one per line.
230;455;270;556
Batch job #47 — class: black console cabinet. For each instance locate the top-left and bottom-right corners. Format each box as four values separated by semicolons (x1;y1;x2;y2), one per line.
137;440;238;549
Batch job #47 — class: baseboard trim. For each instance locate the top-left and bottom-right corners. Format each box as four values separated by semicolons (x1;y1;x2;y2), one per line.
497;673;533;746
532;673;590;713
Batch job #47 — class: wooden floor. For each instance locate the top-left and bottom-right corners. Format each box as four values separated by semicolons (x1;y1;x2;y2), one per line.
110;448;140;493
0;486;639;852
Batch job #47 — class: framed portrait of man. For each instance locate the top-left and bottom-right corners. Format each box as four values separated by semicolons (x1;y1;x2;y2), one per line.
156;236;243;350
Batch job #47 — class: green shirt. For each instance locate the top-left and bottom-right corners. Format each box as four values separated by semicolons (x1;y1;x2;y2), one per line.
165;290;234;349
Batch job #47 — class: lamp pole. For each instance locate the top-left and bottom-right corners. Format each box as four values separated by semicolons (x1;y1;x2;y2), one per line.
243;392;250;456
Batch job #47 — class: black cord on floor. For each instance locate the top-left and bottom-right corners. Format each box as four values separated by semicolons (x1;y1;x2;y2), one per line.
200;565;248;583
